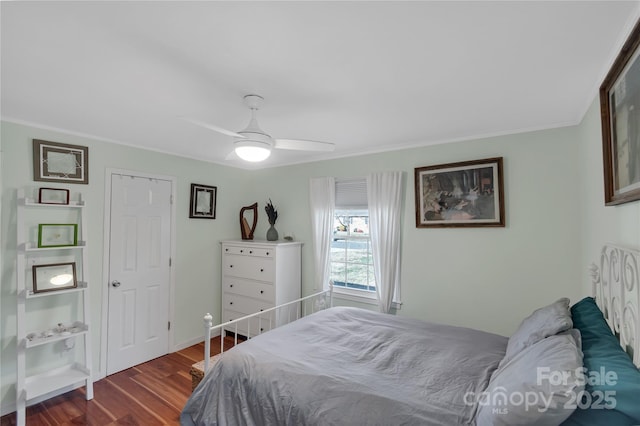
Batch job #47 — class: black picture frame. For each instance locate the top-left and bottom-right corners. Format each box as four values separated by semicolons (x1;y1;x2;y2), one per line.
189;183;217;219
38;187;70;205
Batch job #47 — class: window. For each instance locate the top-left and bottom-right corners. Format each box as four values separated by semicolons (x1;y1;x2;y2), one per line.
330;178;375;294
310;174;402;310
331;210;375;292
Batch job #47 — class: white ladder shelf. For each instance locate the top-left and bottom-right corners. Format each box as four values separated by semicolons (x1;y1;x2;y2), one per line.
15;188;93;425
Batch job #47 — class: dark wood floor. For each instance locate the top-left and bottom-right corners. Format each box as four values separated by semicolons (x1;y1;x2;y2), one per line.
1;336;237;425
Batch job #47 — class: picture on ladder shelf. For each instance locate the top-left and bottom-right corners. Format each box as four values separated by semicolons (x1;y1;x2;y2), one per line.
37;223;78;247
32;262;78;293
38;187;70;205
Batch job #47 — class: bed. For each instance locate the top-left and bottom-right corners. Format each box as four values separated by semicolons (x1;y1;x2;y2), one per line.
181;244;640;426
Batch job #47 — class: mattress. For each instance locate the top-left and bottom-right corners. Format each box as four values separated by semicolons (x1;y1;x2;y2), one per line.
181;306;507;426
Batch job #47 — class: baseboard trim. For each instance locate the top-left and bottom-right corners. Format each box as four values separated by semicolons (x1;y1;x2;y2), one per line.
172;329;221;352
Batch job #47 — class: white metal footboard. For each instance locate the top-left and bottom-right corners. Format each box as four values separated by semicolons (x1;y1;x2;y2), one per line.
203;287;333;373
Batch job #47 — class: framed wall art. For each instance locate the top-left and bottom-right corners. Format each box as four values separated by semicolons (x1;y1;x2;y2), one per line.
33;139;89;184
32;262;77;293
38;187;70;205
189;183;217;219
37;223;78;248
600;19;640;206
414;157;505;228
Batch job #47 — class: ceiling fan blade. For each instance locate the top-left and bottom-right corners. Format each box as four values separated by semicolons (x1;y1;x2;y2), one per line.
178;116;246;138
274;139;335;152
225;150;238;161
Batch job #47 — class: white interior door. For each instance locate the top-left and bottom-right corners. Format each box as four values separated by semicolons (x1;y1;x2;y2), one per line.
107;174;172;375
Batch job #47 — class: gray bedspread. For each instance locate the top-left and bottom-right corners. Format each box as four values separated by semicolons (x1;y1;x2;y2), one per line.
181;306;507;426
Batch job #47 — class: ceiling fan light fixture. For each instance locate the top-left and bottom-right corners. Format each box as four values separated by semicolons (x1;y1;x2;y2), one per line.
235;139;272;162
182;94;335;163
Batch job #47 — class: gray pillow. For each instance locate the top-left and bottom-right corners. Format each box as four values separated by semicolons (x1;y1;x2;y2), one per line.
502;298;572;365
475;329;583;426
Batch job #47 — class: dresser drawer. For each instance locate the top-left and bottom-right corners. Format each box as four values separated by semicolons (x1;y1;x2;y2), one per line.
223;278;274;302
223;309;273;336
222;245;275;258
223;254;275;282
223;293;273;315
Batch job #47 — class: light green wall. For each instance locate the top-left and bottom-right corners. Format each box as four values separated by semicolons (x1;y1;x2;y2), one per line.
0;121;252;410
249;125;584;335
1;104;616;411
578;98;640;291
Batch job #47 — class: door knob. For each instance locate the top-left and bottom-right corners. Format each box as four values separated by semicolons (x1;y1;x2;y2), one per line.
111;280;121;288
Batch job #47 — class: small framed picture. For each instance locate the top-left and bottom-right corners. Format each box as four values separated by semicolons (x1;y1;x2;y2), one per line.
33;262;77;293
38;188;70;205
33;139;89;184
415;157;505;228
189;183;217;219
37;224;78;248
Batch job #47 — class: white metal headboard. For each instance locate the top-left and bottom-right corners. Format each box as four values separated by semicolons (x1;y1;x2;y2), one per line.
590;244;640;367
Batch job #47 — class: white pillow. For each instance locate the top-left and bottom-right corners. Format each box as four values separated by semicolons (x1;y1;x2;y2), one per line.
476;329;583;426
502;298;572;365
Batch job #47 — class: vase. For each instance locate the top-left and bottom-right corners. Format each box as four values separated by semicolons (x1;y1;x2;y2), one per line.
266;224;279;241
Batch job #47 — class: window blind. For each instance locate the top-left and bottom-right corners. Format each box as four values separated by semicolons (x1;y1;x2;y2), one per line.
335;177;367;209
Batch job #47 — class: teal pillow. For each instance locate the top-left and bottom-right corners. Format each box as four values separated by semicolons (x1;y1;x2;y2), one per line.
561;297;640;425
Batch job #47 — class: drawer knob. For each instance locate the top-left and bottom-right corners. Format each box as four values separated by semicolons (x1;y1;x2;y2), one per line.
225;248;229;252
260;328;264;332
260;268;264;272
260;290;264;294
240;249;244;253
266;252;270;255
230;284;233;288
249;250;253;254
230;302;233;305
230;265;233;268
260;309;264;312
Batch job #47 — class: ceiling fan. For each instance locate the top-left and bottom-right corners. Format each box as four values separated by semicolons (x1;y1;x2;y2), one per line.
181;94;335;162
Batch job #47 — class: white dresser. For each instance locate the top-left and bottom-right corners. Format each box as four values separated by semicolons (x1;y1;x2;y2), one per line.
221;240;302;337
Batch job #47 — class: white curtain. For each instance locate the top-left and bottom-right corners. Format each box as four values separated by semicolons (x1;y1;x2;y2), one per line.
367;172;403;313
309;177;335;291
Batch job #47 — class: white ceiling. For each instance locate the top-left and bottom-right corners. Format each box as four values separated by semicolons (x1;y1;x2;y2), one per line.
2;1;639;169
